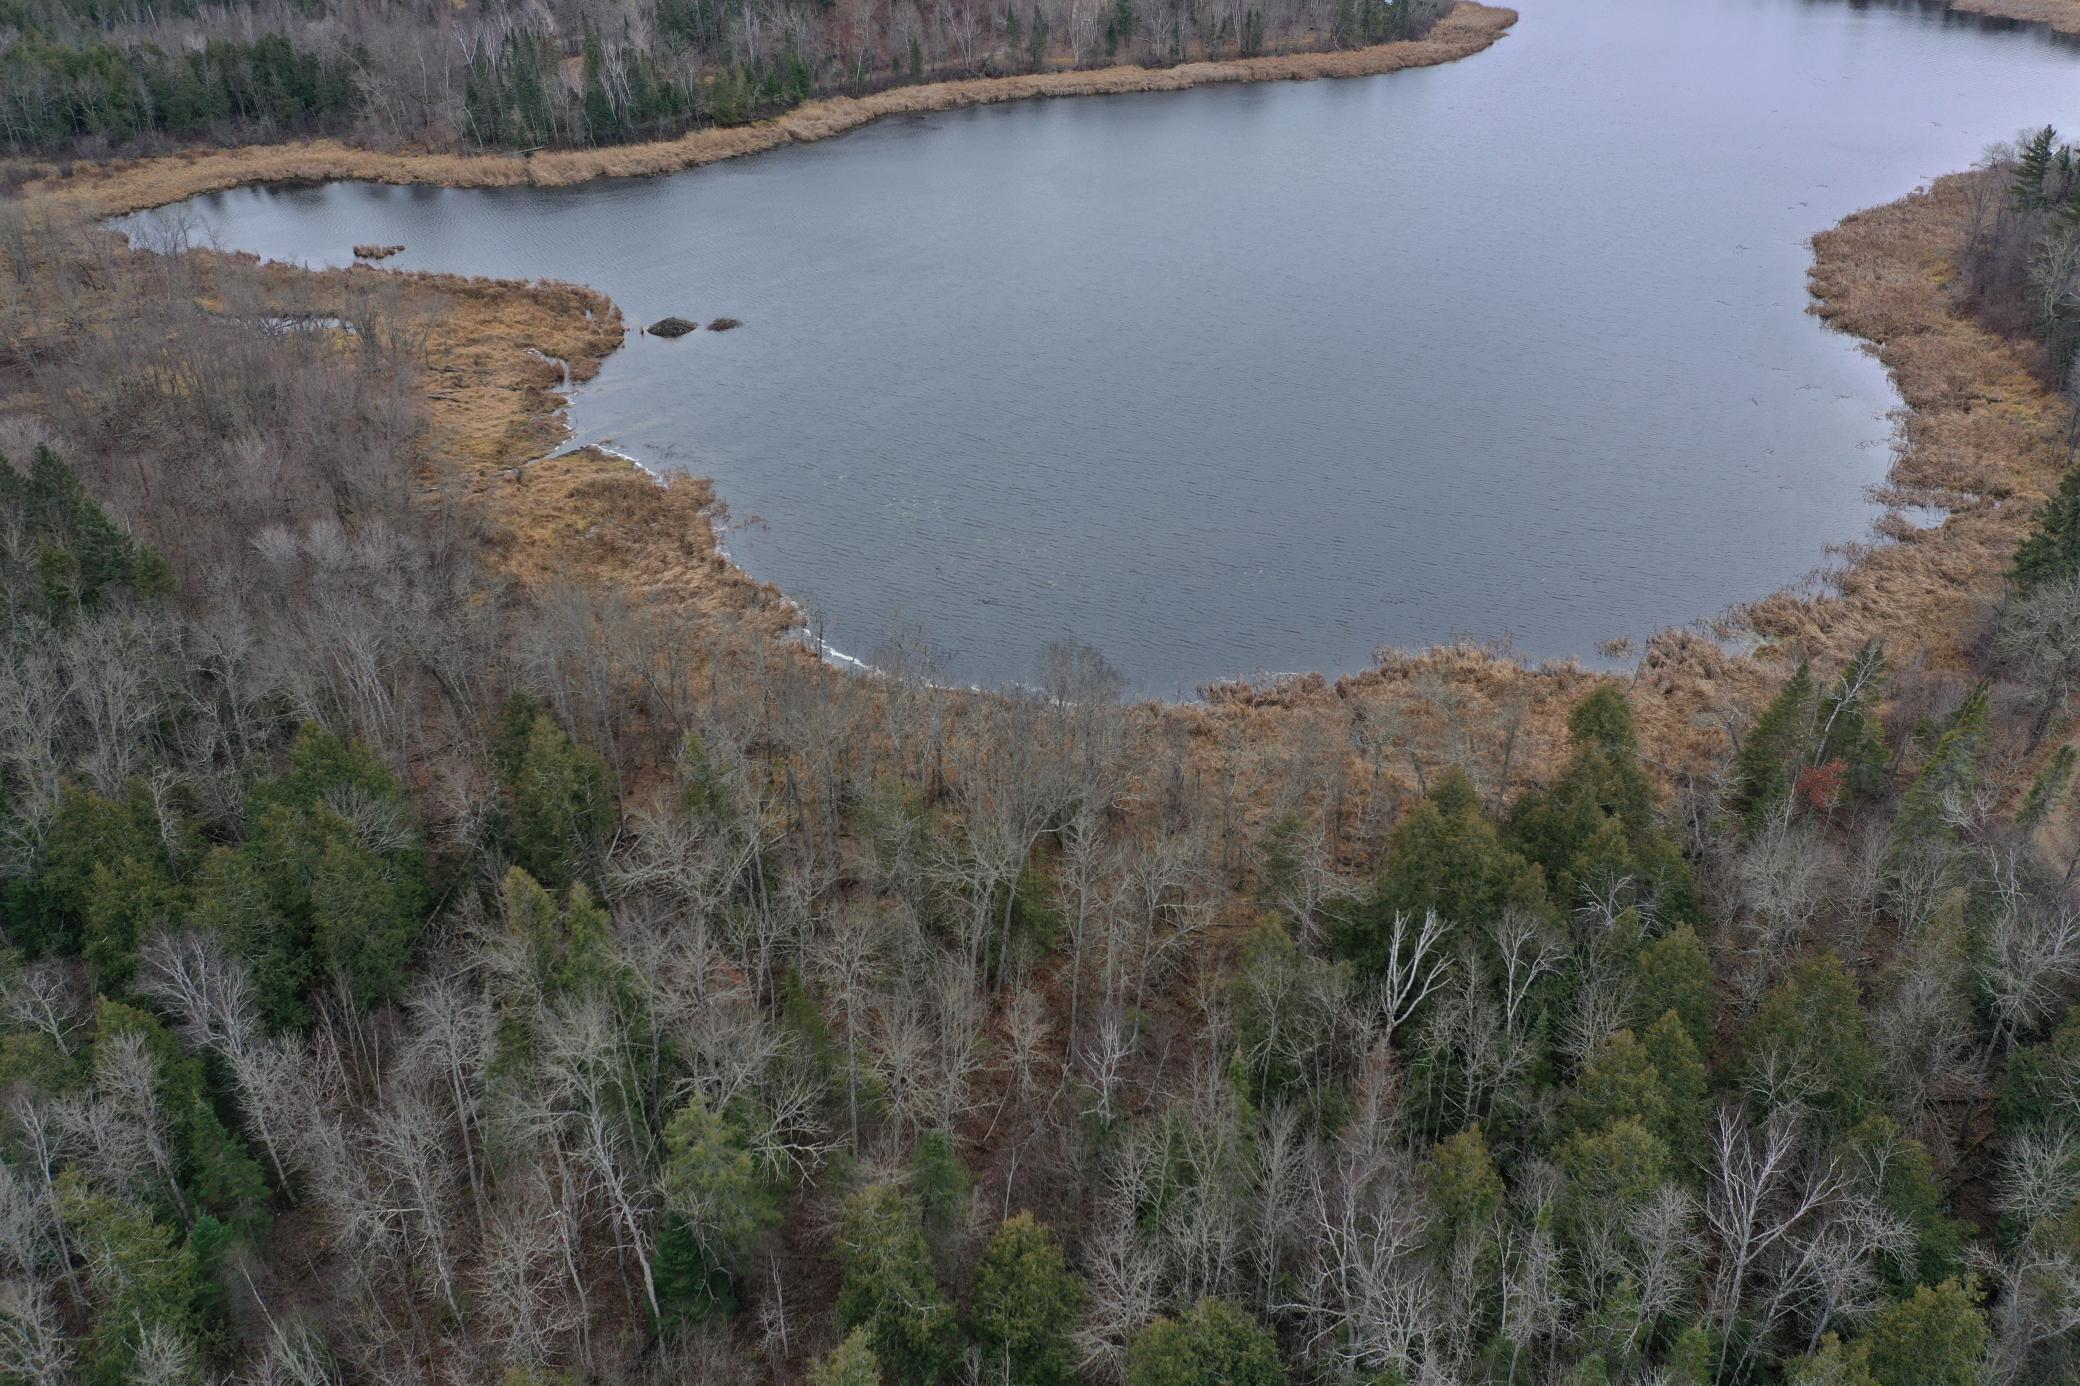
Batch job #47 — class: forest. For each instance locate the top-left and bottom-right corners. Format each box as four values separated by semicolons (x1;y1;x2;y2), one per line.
8;75;2080;1386
0;0;1454;156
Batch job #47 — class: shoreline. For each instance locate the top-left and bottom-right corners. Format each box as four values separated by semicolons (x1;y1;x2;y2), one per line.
27;4;1516;219
1950;0;2080;36
348;167;2068;770
1183;169;2069;775
25;0;2069;779
436;165;2063;781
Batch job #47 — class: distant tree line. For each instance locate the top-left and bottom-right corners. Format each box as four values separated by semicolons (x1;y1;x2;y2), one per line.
0;0;1454;156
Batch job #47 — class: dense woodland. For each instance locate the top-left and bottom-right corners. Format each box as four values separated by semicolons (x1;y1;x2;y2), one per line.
9;119;2080;1384
0;0;1452;156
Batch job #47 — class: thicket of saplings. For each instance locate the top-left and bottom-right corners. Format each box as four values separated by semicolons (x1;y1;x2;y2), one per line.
0;0;1456;159
6;165;2080;1386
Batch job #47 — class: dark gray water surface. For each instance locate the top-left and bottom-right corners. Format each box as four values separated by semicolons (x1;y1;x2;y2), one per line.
125;0;2080;694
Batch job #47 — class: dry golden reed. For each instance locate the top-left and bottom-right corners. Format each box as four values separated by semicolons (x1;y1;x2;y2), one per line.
1948;0;2080;36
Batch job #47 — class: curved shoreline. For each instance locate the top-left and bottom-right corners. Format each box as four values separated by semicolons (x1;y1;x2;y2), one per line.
29;4;1515;219
29;0;2073;779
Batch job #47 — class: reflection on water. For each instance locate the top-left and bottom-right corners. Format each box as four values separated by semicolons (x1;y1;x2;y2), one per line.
126;0;2080;694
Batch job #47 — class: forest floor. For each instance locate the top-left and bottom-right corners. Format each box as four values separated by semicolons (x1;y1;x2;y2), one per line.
20;3;1518;219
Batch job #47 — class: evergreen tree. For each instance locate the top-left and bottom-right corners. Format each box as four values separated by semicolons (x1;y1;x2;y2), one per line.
1125;1299;1285;1386
1815;642;1891;802
1889;687;1990;877
1633;922;1715;1053
492;697;615;891
2013;464;2080;594
60;1175;206;1386
2017;744;2077;832
1731;661;1816;828
2013;125;2060;211
1556;1116;1670;1234
1338;769;1548;977
810;1328;883;1386
911;1129;970;1244
8;779;172;961
1423;1124;1504;1269
581;23;617;141
836;1184;957;1385
95;1000;272;1230
1844;1115;1966;1288
655;1092;780;1321
1854;1279;1987;1386
971;1213;1085;1386
1741;954;1879;1119
1507;684;1695;916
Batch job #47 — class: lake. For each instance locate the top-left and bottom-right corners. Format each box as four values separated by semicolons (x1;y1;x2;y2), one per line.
123;0;2080;695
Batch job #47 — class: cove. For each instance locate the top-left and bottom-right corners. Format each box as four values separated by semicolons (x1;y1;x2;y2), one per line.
124;0;2080;696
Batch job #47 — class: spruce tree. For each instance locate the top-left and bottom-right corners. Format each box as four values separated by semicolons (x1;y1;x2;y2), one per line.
2012;463;2080;594
1731;661;1816;828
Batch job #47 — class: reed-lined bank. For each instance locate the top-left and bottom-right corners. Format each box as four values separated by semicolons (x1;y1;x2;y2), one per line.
25;3;1515;219
1952;0;2080;36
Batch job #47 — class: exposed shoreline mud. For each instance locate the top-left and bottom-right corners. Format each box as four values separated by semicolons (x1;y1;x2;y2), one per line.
25;3;1517;218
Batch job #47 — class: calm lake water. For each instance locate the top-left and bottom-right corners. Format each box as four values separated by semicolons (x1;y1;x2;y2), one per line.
125;0;2080;695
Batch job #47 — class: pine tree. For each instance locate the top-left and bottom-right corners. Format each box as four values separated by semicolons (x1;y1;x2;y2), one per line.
1889;687;1990;876
2013;126;2060;212
581;24;617;142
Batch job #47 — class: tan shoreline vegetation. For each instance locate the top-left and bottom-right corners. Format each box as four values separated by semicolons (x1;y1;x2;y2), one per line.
26;2;1517;219
1178;168;2072;787
439;164;2070;814
241;167;2069;804
361;266;796;630
1950;0;2080;37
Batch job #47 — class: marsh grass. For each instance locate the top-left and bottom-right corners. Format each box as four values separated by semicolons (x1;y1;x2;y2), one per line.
1948;0;2080;36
